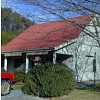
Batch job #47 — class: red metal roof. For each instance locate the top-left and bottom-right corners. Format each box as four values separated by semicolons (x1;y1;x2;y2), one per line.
1;15;94;52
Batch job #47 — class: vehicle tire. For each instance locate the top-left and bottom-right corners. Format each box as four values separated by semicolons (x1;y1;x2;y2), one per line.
1;80;11;96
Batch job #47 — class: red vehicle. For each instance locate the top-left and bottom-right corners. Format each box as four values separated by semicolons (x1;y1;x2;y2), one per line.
1;72;16;96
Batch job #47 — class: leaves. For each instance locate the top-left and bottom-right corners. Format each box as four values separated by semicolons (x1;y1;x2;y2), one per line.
22;63;76;97
1;7;35;46
1;32;19;46
1;7;34;32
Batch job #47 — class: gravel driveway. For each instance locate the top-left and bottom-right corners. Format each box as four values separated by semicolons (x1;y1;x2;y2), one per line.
1;89;49;100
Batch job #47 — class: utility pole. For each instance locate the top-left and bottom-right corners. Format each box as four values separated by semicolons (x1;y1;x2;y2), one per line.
93;52;96;91
86;52;96;91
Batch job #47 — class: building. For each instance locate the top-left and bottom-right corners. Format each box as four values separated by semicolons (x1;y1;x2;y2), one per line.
1;14;100;81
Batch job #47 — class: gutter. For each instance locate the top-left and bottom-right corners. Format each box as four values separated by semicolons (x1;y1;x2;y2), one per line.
1;47;54;54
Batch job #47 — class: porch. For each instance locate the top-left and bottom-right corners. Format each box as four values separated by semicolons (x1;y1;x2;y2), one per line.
1;51;72;73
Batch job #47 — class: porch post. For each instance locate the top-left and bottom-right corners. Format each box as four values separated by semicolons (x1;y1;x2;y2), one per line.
53;51;56;64
4;56;7;71
25;55;29;73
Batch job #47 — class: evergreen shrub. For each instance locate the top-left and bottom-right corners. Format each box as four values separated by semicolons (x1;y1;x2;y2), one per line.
22;63;76;97
14;71;26;83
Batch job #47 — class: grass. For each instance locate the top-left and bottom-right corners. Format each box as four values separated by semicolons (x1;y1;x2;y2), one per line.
96;84;100;90
76;84;100;92
50;84;100;100
12;82;24;90
12;82;100;100
50;89;100;100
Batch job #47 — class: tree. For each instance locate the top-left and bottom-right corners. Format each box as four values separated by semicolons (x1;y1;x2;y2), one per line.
18;0;99;82
19;0;100;47
1;7;35;32
2;1;100;45
1;7;35;45
2;0;100;82
1;32;19;46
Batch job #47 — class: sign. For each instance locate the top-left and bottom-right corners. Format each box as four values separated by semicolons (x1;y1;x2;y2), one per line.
93;59;96;72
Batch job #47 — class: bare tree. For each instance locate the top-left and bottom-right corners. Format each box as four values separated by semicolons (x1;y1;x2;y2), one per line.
2;0;100;81
9;0;100;47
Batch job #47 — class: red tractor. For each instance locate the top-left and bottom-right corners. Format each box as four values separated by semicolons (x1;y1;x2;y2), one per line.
1;72;16;96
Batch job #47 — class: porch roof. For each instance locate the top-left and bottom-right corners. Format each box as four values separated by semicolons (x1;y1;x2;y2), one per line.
1;15;94;53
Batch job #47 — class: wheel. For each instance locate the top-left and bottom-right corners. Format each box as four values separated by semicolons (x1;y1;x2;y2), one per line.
1;80;11;96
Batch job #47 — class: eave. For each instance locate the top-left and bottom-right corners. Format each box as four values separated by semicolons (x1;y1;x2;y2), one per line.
1;47;54;55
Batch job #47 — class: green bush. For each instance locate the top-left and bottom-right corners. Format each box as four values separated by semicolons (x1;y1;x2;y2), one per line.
96;84;100;90
14;71;26;83
22;63;76;97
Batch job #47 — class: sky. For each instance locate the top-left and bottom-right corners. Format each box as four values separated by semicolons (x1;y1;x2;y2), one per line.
1;0;80;24
1;0;42;23
1;0;59;23
2;0;99;24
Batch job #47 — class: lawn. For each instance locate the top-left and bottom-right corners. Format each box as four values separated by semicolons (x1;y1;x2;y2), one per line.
50;84;100;100
50;89;100;100
12;82;24;90
13;83;100;100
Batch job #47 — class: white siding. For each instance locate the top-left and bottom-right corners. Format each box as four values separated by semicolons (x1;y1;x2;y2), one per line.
56;16;100;81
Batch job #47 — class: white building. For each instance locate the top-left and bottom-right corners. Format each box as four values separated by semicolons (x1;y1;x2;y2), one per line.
1;15;100;81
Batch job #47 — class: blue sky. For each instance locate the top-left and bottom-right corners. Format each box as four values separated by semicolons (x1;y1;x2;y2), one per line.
2;0;99;24
2;0;42;23
1;0;80;24
1;0;60;23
